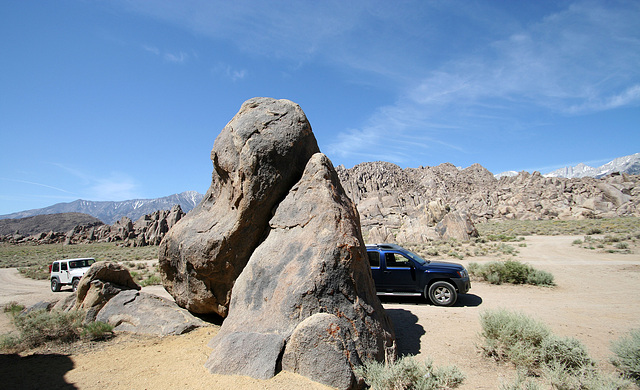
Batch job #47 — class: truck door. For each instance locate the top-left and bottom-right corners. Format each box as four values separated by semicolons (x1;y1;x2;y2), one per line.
368;251;385;291
384;252;418;291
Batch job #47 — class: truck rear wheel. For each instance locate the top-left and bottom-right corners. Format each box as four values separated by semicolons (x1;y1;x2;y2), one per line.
72;278;80;292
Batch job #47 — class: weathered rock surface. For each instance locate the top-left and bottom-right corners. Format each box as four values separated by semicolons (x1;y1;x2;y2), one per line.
159;97;320;316
205;153;396;389
336;162;640;243
75;262;141;322
96;290;206;336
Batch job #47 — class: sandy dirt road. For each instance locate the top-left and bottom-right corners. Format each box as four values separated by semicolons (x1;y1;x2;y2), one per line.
1;235;639;389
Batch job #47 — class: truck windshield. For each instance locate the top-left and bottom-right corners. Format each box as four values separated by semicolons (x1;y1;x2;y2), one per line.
69;259;95;269
403;250;429;265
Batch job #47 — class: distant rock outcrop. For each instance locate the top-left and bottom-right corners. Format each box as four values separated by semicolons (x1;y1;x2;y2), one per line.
336;162;639;243
0;212;103;237
1;205;185;246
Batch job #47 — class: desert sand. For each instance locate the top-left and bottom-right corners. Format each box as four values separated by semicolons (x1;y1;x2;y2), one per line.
1;235;639;389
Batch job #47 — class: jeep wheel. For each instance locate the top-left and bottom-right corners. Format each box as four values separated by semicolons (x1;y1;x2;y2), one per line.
427;281;457;306
51;278;61;292
72;279;79;292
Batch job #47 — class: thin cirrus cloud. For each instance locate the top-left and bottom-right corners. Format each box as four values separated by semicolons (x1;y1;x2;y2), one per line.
51;163;141;202
143;44;189;64
328;1;640;165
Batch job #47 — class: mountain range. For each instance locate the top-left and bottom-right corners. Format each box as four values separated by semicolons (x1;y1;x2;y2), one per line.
0;191;203;225
495;152;640;179
1;153;637;225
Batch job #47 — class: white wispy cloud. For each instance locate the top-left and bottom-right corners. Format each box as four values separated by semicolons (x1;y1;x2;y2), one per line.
328;1;640;165
142;44;189;64
0;177;75;195
212;63;247;82
49;163;141;201
163;51;188;64
88;172;139;201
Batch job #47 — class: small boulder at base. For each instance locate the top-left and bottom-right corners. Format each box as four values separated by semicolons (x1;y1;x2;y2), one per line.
75;261;141;321
282;313;360;389
159;97;320;316
96;290;206;336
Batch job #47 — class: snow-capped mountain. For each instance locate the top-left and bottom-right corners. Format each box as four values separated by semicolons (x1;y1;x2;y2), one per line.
0;191;204;224
545;153;640;179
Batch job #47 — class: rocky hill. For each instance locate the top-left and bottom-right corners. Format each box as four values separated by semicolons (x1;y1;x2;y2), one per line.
336;162;639;243
2;206;185;247
0;213;103;237
0;191;203;225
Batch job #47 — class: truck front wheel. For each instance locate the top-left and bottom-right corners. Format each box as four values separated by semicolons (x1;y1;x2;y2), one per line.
426;281;457;306
51;278;61;292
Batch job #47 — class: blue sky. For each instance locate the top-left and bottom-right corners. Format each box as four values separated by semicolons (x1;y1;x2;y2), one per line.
1;0;639;215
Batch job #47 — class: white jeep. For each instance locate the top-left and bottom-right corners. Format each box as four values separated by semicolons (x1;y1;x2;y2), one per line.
49;258;95;292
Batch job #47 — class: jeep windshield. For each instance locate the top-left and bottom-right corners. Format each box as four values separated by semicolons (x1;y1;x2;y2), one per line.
69;259;95;269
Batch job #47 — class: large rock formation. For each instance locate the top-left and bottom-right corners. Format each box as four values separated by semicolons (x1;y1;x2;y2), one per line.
204;153;396;388
159;97;396;388
336;162;640;243
159;97;320;316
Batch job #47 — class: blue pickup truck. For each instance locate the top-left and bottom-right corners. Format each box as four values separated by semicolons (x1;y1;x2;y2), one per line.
366;243;470;306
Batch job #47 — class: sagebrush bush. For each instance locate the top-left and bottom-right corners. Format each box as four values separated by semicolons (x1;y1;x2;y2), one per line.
82;321;114;340
480;309;634;389
468;261;555;286
610;329;640;384
541;335;594;374
479;309;551;370
1;308;115;352
13;309;84;347
355;355;465;390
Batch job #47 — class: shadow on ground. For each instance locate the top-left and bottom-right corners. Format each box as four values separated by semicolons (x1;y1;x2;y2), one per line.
384;308;425;356
0;353;76;390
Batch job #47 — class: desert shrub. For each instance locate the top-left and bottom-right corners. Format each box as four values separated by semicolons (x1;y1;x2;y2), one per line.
499;371;542;390
1;308;117;352
13;309;84;347
480;309;633;389
140;274;162;286
541;335;594;374
542;361;631;390
610;329;640;384
17;265;50;280
4;301;24;316
526;269;555;286
81;321;114;340
479;309;551;370
355;355;465;390
468;261;554;286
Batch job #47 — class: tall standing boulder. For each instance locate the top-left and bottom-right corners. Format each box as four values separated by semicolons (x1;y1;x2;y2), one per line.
205;153;397;389
159;97;320;316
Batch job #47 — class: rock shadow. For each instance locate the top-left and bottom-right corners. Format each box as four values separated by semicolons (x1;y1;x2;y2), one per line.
0;353;76;389
384;308;425;356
